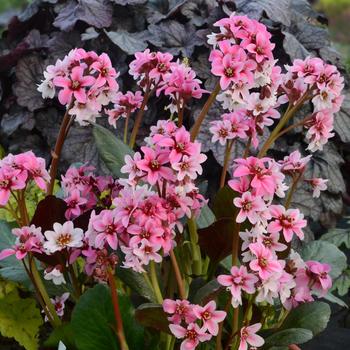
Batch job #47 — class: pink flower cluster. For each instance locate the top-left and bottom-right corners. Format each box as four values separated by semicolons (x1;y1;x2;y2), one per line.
282;57;344;151
215;151;332;311
106;91;144;128
83;123;207;275
61;164;121;220
129;50;206;114
163;299;226;349
0;151;49;206
38;49;119;125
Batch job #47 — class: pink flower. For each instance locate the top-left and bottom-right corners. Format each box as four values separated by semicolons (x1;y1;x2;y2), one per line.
246;31;274;63
239;323;264;350
54;66;95;105
209;120;232;145
305;177;328;198
257;232;287;253
249;242;282;279
137;147;173;185
163;299;196;324
218;266;258;307
91;53;119;89
192;301;226;335
0;168;26;205
121;152;143;180
233;157;277;196
172;154;207;181
268;205;307;242
234;192;266;224
92;209;120;250
64;189;87;219
169;323;212;350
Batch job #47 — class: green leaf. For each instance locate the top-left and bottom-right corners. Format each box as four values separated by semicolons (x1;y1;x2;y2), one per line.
196;205;215;229
320;228;350;248
333;269;350;296
0;145;5;159
212;186;237;220
0;289;43;350
263;328;313;349
135;303;170;334
321;291;348;308
192;279;222;305
44;323;77;349
280;302;331;336
116;265;156;303
71;284;144;350
0;221;29;285
300;240;347;279
93;124;134;178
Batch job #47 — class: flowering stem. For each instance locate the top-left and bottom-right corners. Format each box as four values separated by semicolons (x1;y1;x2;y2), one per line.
188;215;202;275
274;114;313;140
149;260;163;304
190;81;221;141
129;81;152;149
216;296;232;350
258;91;312;157
123;116;129;144
231;215;240;266
48;101;74;195
107;269;129;350
285;172;303;209
169;250;186;299
220;140;234;188
29;256;62;327
231;307;240;350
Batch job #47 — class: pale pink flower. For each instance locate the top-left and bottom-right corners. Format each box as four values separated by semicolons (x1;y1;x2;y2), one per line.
169;323;212;350
121;152;143;180
218;266;258;307
268;205;307;242
163;299;196;324
192;301;226;336
234;192;266;224
249;242;282;279
305;177;328;198
172;154;207;181
239;323;264;350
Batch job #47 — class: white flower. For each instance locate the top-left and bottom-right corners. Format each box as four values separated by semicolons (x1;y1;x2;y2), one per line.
37;78;55;99
44;268;66;285
44;222;83;253
58;341;67;350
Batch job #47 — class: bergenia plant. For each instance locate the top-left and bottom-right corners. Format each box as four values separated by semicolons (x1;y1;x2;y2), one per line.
0;12;345;350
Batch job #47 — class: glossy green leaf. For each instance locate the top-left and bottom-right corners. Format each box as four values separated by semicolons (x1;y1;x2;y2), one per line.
333;269;350;296
280;301;331;336
93;124;134;178
71;284;144;350
212;186;237;220
263;328;313;349
320;228;350;248
196;205;215;229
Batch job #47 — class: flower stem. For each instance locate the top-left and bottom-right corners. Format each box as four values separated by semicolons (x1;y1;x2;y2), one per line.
190;81;221;141
149;260;163;304
123;116;130;144
29;257;61;327
188;215;202;275
129;81;152;149
258;91;312;158
169;250;186;300
220;140;234;188
216;296;232;350
107;269;129;350
48;101;74;195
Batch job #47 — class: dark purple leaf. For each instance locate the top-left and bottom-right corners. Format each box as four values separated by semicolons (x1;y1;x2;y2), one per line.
198;218;235;263
148;20;203;56
30;195;67;231
104;30;149;55
13;55;46;112
181;0;218;27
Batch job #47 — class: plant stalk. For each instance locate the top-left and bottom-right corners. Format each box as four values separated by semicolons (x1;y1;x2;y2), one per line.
149;260;163;304
220;140;234;188
190;82;221;141
107;269;129;350
48;101;74;195
169;250;186;300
